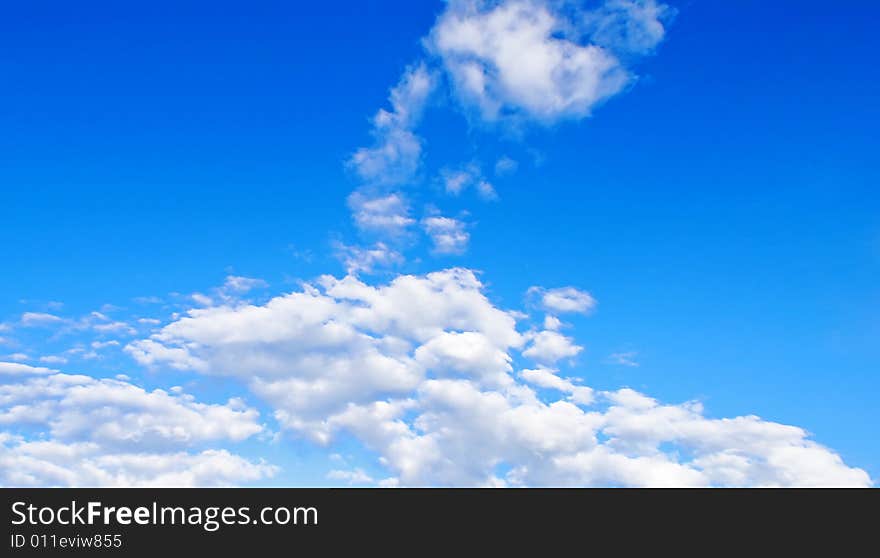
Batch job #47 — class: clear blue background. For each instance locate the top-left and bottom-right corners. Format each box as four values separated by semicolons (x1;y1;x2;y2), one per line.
1;0;877;479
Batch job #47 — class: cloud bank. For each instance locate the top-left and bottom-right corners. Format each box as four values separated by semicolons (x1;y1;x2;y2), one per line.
0;372;273;487
128;270;871;487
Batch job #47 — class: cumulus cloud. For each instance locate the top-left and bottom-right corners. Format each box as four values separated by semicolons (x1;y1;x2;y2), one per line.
0;374;264;447
416;331;514;387
126;339;208;372
522;330;584;363
348;379;870;488
126;269;871;487
127;269;522;442
428;0;650;123
0;440;275;488
422;216;471;254
0;372;272;487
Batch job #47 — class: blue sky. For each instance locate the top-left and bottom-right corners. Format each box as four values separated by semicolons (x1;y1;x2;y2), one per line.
0;1;877;487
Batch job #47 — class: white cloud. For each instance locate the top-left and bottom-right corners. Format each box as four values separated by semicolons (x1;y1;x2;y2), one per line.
125;269;870;487
353;378;870;488
415;331;513;387
0;371;272;487
543;315;563;330
19;310;137;338
349;64;436;185
92;322;135;335
0;368;272;487
346;0;669;195
440;163;498;200
334;242;404;275
184;276;272;310
191;293;214;307
8;0;863;490
0;374;264;447
429;0;635;123
588;388;870;488
125;339;208;372
520;367;594;405
86;312;137;336
422;216;470;254
6;353;29;362
223;276;269;293
0;362;57;376
127;269;522;443
348;192;416;236
0;440;275;488
522;330;584;363
327;468;374;486
21;312;65;327
530;286;597;314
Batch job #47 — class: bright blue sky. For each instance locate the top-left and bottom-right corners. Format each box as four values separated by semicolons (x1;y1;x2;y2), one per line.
1;1;877;486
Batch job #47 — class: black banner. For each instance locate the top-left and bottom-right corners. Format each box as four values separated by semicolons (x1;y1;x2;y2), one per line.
1;489;874;555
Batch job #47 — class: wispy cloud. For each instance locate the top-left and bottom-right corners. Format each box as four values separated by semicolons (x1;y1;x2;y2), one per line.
608;350;640;367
